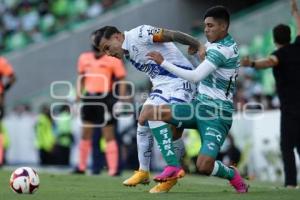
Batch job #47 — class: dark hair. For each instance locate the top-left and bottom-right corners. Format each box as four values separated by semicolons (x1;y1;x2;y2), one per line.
91;45;104;59
91;26;121;50
91;45;100;53
273;24;291;45
204;5;230;28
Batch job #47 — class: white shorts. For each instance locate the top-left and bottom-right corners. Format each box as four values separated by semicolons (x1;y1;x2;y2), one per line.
144;80;195;106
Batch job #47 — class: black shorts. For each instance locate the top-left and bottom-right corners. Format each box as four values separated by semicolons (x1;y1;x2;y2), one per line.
0;105;4;120
80;92;117;125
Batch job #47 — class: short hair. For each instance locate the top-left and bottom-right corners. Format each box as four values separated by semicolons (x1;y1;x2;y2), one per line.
91;26;121;50
204;5;230;28
273;24;291;45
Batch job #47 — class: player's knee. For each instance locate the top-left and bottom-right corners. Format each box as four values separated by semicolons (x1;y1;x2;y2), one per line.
138;106;154;125
196;159;214;176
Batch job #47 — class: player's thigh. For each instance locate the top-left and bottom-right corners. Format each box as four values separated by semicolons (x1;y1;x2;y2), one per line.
139;95;170;122
170;81;196;104
196;105;232;159
169;102;197;129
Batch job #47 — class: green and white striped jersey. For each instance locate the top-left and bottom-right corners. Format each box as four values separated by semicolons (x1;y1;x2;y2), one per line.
197;34;239;113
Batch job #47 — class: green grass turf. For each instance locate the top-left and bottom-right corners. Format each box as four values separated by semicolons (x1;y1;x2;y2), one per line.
0;170;299;200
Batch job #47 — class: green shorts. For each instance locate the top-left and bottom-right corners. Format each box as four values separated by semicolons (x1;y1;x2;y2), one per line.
169;99;232;158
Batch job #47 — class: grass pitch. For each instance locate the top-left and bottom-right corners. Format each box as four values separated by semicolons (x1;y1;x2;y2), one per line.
0;169;299;200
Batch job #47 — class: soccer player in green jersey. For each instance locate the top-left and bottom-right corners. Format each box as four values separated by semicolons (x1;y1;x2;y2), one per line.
142;6;248;193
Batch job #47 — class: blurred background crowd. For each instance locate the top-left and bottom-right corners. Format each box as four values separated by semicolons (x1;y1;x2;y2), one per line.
0;0;123;52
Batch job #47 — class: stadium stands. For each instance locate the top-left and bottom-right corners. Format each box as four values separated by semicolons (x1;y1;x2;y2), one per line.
0;0;132;53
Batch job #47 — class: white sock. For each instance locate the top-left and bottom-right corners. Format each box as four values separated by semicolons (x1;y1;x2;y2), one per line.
173;138;185;162
137;123;153;171
210;161;219;176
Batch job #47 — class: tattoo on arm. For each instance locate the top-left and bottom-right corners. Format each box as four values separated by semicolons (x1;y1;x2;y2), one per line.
161;29;200;48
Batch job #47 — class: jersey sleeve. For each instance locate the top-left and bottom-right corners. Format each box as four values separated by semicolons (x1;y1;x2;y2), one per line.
205;45;227;68
112;57;127;79
0;57;14;76
136;25;163;44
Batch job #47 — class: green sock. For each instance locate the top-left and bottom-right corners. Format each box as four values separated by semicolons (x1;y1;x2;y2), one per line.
150;122;179;166
211;161;235;180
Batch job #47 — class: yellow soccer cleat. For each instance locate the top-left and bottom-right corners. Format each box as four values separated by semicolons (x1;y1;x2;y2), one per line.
149;179;178;193
123;170;150;186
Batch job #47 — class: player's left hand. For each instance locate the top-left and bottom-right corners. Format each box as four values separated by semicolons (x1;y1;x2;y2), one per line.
147;51;164;65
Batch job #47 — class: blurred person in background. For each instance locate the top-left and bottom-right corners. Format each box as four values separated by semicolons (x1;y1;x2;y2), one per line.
90;127;105;175
35;104;56;165
241;0;300;188
53;105;74;166
0;56;16;167
73;44;127;176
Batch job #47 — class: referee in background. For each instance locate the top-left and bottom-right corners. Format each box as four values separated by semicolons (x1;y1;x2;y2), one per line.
74;43;127;175
241;0;300;188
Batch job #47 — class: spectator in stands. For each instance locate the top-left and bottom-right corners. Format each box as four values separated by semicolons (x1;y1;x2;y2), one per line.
0;56;16;166
0;0;120;52
241;0;300;188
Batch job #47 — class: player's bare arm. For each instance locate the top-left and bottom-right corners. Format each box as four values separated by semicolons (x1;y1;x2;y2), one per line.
153;28;201;54
291;0;300;35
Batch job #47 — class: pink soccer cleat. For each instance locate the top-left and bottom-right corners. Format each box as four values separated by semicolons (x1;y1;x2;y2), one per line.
153;166;185;182
229;167;249;193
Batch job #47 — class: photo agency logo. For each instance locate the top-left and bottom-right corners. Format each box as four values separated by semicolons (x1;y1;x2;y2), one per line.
50;76;266;127
50;75;136;128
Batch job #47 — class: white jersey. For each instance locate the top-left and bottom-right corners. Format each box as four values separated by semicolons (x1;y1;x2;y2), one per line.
122;25;194;88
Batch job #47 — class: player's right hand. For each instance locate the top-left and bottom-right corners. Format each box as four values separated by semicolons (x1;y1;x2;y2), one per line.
188;45;198;55
147;51;164;65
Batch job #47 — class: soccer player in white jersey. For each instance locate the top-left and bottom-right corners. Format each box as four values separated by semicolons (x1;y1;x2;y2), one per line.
141;6;249;193
92;24;201;193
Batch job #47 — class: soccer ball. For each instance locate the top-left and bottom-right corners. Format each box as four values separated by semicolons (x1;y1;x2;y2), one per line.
9;167;40;194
